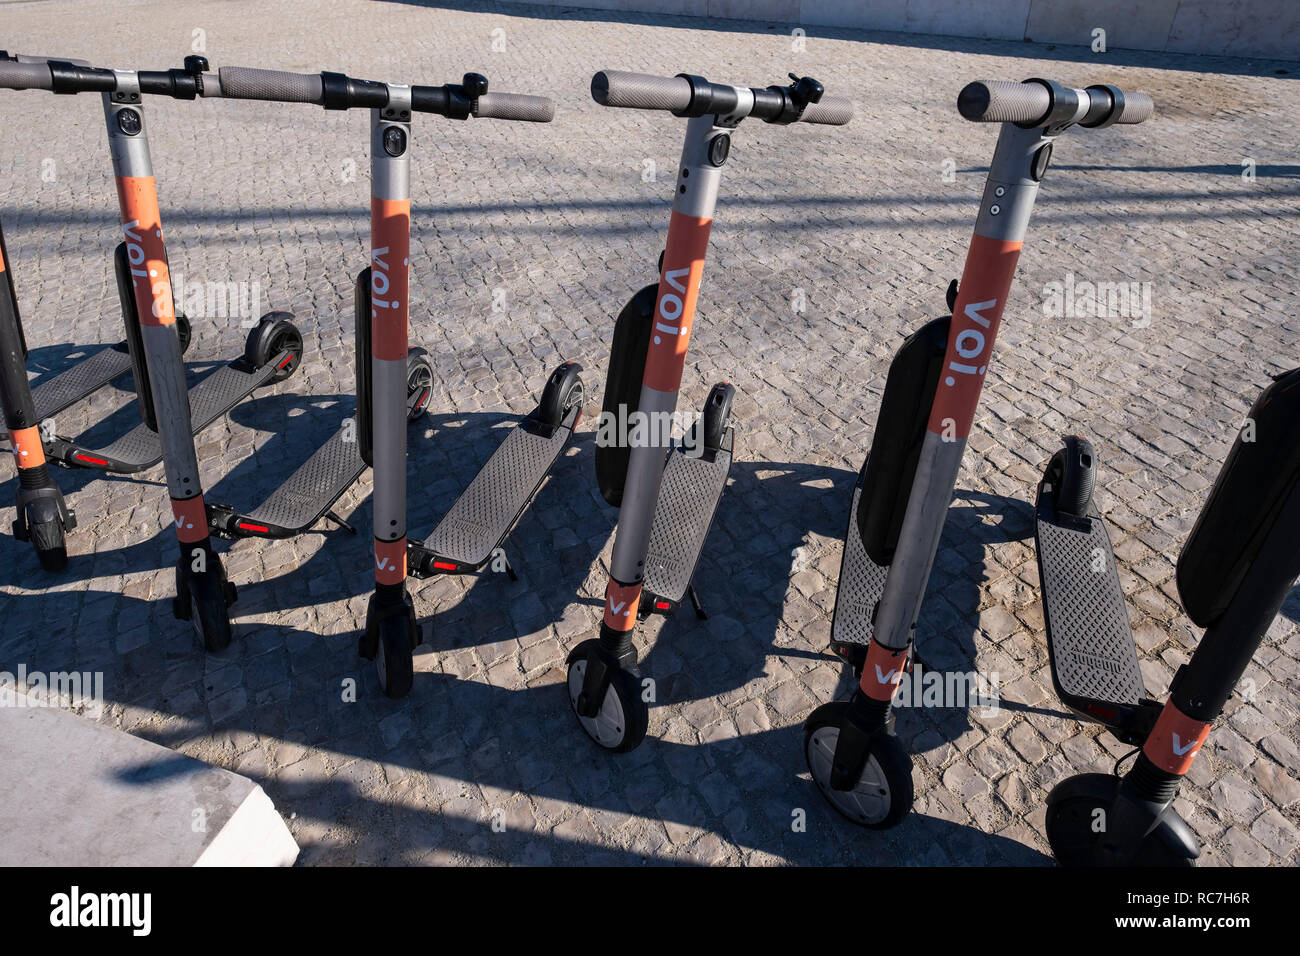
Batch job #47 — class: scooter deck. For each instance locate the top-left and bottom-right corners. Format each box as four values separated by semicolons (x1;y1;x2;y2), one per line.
31;345;132;422
642;428;733;603
418;408;577;570
218;428;367;537
50;350;290;473
829;477;890;650
209;389;425;539
1034;491;1145;707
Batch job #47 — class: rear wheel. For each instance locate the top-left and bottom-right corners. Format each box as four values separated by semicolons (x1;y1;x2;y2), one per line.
244;312;303;383
1051;435;1096;519
176;313;193;354
537;362;584;428
700;382;736;452
406;349;434;421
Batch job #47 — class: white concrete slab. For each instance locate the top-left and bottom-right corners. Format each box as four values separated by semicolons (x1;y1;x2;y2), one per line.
0;698;297;867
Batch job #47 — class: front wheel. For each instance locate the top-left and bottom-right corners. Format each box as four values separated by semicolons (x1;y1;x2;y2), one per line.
29;516;68;572
566;639;648;753
804;701;913;829
1045;775;1197;867
186;568;233;653
360;591;420;699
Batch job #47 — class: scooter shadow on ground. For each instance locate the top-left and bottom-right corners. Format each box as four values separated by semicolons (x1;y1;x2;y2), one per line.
128;658;1051;865
626;458;1044;746
0;577;1051;864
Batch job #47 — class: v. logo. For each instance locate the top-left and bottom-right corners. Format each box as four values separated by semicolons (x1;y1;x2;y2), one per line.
376;556;392;571
1171;733;1199;757
608;600;629;616
874;665;901;687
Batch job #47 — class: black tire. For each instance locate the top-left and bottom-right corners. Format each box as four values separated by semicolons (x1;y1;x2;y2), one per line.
565;639;648;753
536;362;584;429
29;517;68;572
187;570;233;653
375;614;415;699
700;382;735;452
1052;435;1096;519
804;700;913;829
176;313;193;355
244;312;303;384
405;350;434;422
1045;785;1196;867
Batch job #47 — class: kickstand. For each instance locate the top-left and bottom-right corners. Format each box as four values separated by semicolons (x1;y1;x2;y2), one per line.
687;583;707;620
324;510;357;535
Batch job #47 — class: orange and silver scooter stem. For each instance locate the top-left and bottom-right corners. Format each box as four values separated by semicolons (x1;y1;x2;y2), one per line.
102;74;237;649
359;89;423;696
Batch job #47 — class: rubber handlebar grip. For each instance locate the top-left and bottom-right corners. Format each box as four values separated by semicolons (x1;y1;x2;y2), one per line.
0;60;53;90
215;66;323;104
957;80;1051;124
591;70;692;111
473;91;556;122
1115;91;1154;124
800;95;854;125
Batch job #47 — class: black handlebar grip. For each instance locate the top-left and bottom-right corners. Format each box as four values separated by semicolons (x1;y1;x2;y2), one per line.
1115;90;1154;124
473;91;556;122
958;80;1052;124
216;66;323;104
591;70;692;111
0;60;53;91
800;95;854;125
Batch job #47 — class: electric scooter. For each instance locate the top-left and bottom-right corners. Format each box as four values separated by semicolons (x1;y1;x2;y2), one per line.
1;53;198;437
0;54;299;483
1034;368;1300;865
0;54;305;650
186;63;566;697
568;70;854;752
184;61;436;543
804;79;1154;828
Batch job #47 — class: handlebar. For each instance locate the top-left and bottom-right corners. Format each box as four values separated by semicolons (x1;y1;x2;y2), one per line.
207;64;555;121
958;79;1153;128
0;53;554;123
591;69;853;125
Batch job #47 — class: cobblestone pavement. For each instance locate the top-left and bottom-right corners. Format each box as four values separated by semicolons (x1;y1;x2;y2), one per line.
1;0;1297;865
